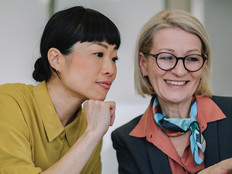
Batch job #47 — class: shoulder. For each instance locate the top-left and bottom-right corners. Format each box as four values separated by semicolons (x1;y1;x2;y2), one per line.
0;83;34;98
0;83;36;123
111;115;148;154
0;84;35;138
211;95;232;104
211;95;232;116
111;115;142;139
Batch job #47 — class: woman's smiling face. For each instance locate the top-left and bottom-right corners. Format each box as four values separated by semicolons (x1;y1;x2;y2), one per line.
139;28;206;104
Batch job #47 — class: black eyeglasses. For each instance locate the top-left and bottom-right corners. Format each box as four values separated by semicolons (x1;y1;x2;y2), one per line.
145;52;207;72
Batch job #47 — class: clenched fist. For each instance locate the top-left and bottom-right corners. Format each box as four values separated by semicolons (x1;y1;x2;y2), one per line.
83;100;116;137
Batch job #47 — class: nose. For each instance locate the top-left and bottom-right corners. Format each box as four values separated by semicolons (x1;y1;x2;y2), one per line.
102;58;116;77
171;59;187;76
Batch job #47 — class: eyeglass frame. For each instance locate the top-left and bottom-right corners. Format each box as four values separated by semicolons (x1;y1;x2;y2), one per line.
144;52;207;72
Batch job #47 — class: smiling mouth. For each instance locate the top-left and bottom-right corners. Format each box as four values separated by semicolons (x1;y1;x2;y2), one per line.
165;80;189;86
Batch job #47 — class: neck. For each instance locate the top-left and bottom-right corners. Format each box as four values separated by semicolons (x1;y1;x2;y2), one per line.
47;78;85;126
157;97;192;118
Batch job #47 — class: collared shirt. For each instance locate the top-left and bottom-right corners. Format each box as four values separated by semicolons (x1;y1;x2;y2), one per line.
130;95;226;174
0;82;102;174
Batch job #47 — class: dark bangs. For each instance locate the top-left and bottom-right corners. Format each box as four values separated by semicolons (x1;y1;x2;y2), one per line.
77;9;121;49
40;6;120;58
35;6;121;82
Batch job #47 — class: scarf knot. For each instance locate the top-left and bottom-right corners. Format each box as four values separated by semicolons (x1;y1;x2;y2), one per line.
153;97;206;165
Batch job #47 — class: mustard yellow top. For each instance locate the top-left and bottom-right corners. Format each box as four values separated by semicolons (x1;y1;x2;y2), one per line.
0;81;102;174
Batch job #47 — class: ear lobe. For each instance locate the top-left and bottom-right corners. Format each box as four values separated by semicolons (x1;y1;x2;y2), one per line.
139;52;148;76
47;48;61;71
201;59;208;72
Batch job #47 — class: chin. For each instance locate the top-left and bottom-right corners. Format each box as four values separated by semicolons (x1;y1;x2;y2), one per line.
95;97;106;101
88;94;107;101
168;95;193;104
160;93;184;103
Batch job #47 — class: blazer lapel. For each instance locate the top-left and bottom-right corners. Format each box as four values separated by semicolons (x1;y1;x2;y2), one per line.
146;141;172;174
144;121;220;172
144;122;219;173
203;121;220;167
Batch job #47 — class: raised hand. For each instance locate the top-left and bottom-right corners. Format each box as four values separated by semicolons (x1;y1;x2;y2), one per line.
199;158;232;174
83;100;116;137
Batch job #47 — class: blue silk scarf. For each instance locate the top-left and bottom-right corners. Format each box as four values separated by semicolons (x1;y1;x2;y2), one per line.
153;97;206;165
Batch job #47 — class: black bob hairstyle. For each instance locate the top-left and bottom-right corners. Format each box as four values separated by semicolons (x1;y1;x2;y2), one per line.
33;6;121;82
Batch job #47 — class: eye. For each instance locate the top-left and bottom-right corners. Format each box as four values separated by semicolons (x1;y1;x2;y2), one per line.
112;57;119;63
159;56;173;60
186;55;201;62
158;54;175;61
94;52;104;58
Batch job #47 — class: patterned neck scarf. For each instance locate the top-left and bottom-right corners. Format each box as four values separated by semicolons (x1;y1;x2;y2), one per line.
153;97;206;165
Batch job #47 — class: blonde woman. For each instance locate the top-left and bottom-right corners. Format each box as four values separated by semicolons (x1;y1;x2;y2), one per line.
112;9;232;174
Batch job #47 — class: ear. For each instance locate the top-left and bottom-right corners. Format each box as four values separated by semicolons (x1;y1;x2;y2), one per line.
201;58;208;73
139;52;148;76
47;48;62;71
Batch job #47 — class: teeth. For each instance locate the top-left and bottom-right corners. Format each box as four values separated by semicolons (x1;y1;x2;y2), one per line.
166;80;186;85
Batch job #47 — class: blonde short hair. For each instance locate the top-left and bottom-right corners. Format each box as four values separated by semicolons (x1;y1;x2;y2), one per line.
134;9;213;97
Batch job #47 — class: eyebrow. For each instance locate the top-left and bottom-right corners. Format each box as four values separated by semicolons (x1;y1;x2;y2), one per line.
186;49;201;54
97;42;118;50
158;48;201;54
97;42;108;49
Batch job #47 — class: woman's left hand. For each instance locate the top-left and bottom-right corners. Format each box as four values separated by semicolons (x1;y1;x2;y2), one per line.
199;158;232;174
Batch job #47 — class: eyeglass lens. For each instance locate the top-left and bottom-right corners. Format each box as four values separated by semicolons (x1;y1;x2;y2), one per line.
156;52;204;72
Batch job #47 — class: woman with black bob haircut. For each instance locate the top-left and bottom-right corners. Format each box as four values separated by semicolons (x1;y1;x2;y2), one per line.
33;6;120;82
0;6;120;174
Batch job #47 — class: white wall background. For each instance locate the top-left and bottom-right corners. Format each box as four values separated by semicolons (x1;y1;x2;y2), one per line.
204;0;232;96
0;0;231;174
